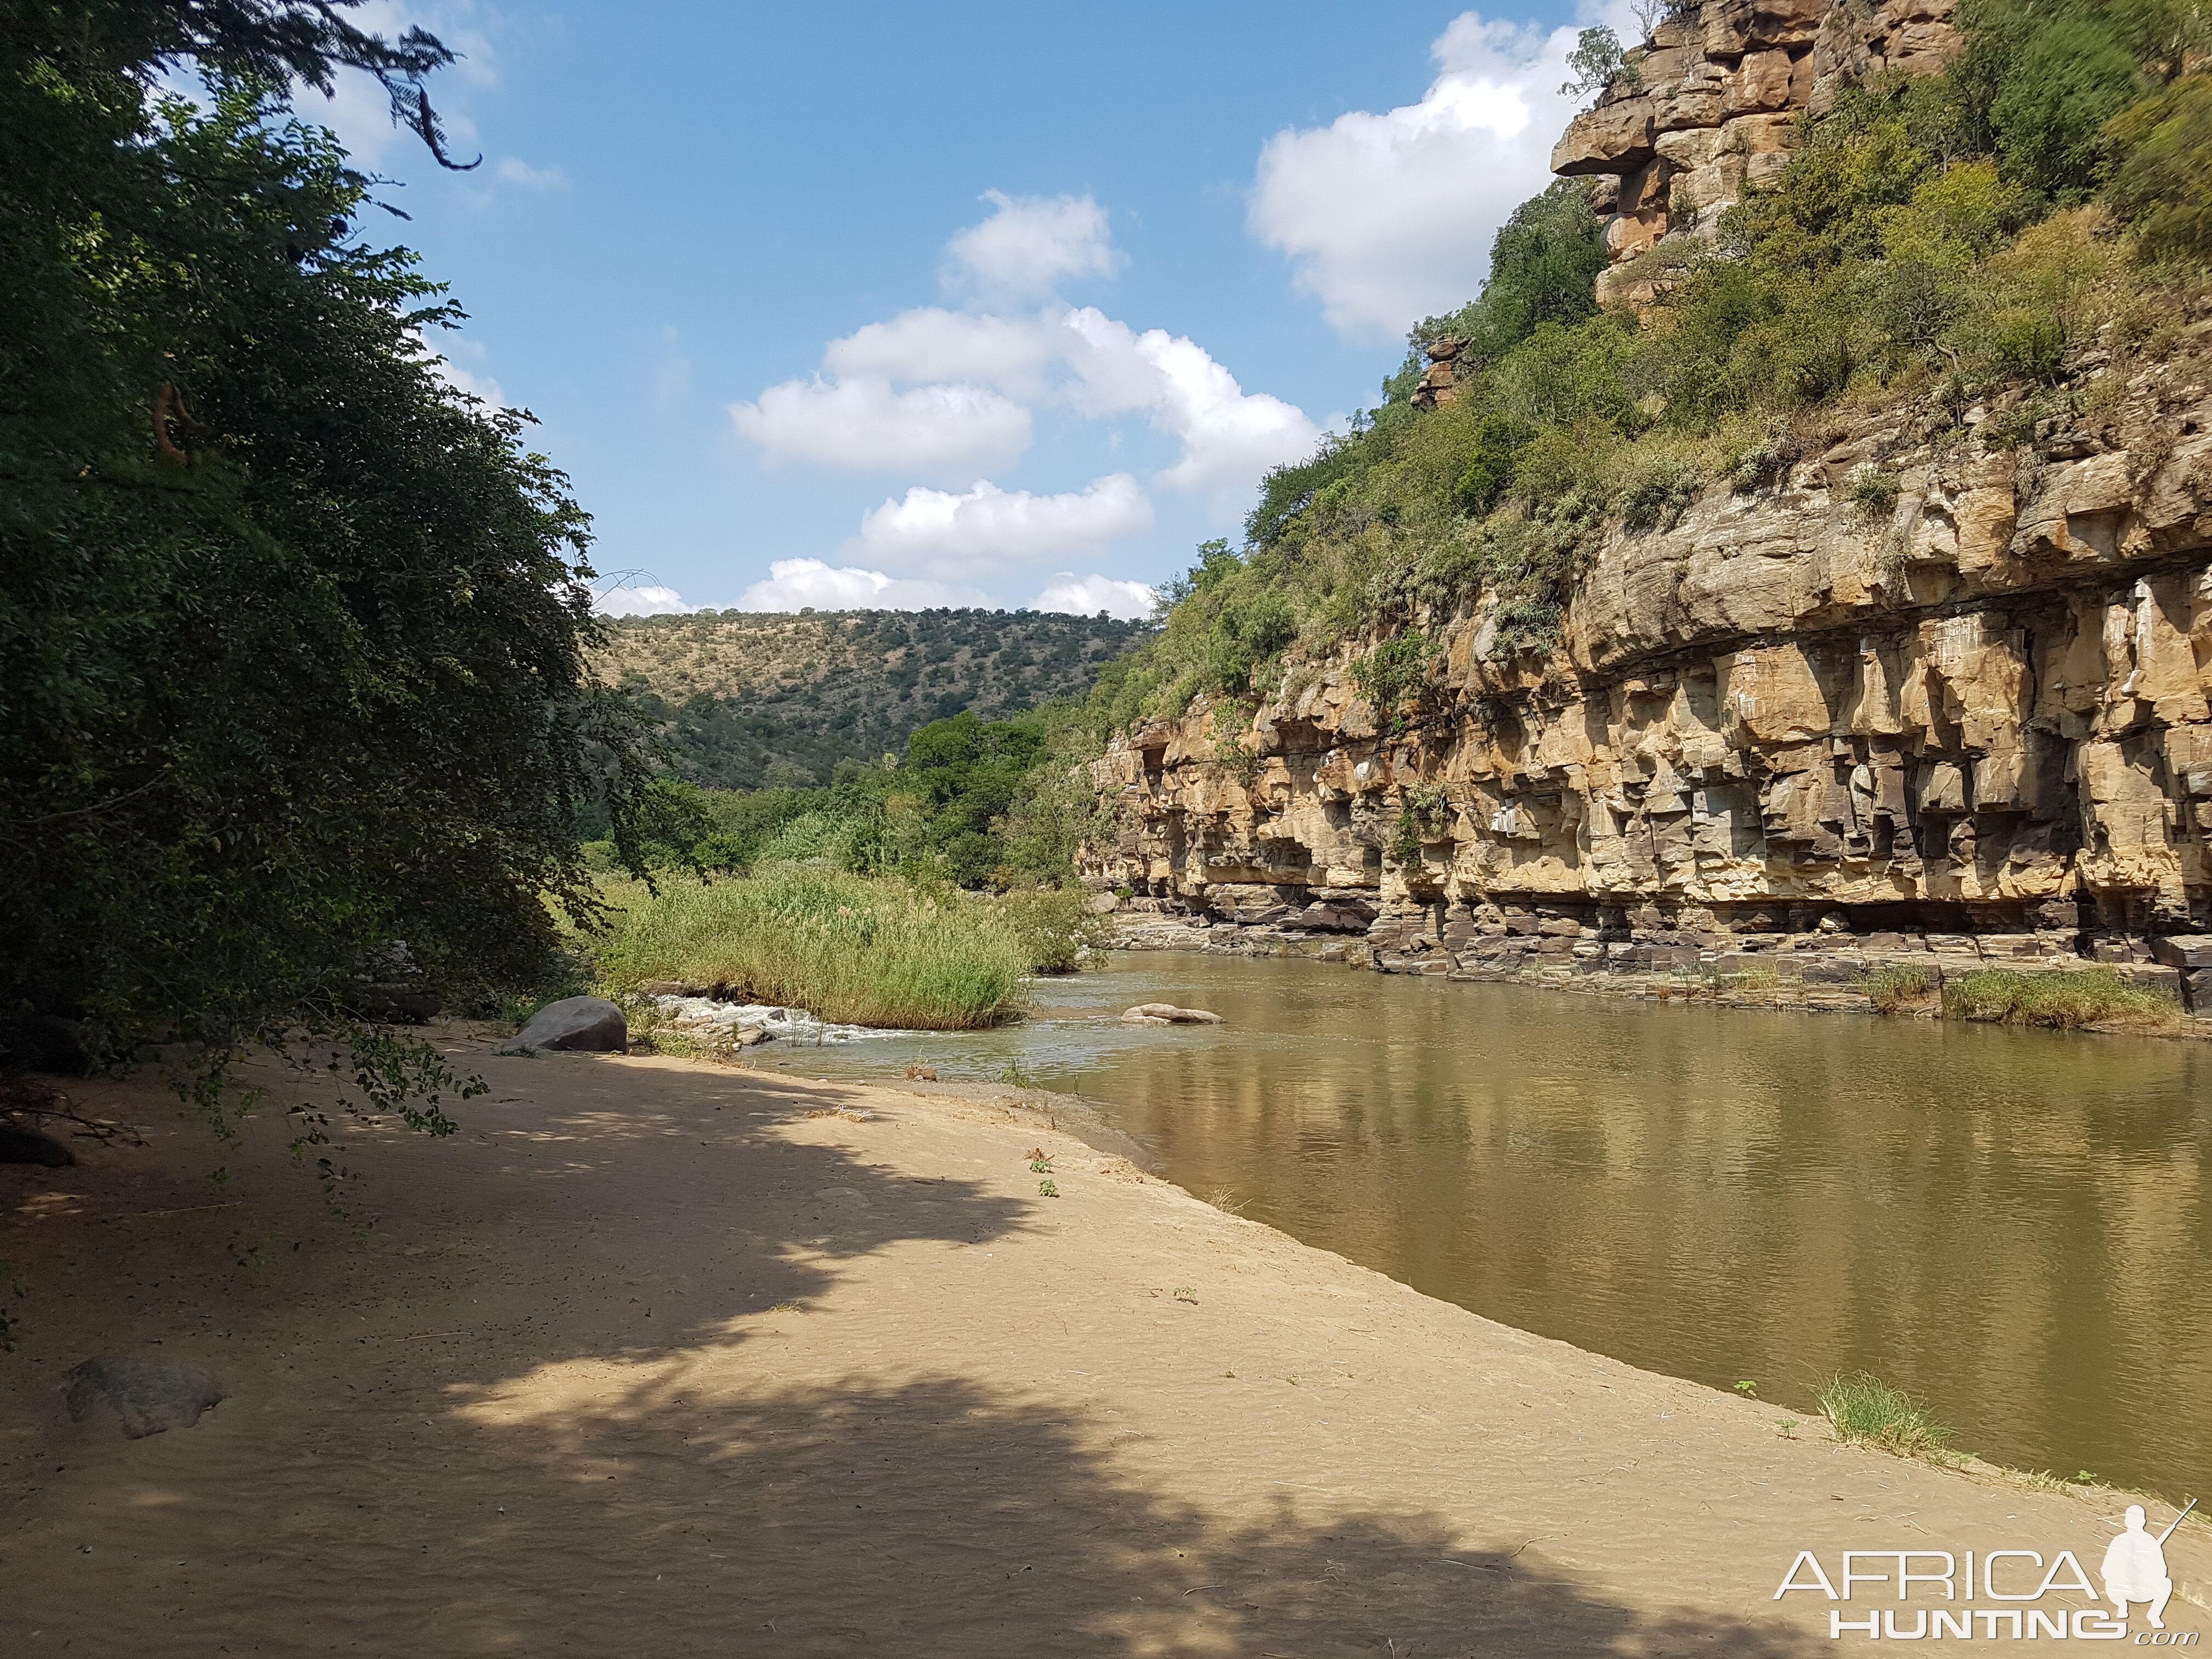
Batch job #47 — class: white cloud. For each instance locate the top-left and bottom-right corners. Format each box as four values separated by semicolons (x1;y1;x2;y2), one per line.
419;332;507;407
1249;9;1599;338
1059;309;1321;497
735;559;991;613
852;475;1153;578
943;190;1122;302
826;309;1058;399
1033;573;1158;620
789;305;1318;503
729;377;1032;476
492;156;566;191
597;584;696;617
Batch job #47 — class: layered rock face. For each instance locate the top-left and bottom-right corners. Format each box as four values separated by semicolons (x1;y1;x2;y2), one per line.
1084;357;2212;1012
1551;0;1960;304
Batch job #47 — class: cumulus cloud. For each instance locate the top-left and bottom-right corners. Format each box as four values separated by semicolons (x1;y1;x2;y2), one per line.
735;559;991;613
596;584;696;617
825;309;1059;399
492;156;566;191
851;475;1153;578
1058;309;1320;496
416;331;507;407
780;305;1318;501
943;190;1122;302
1249;9;1600;338
1032;573;1158;620
730;377;1033;476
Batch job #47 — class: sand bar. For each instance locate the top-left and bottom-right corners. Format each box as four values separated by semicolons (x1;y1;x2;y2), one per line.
5;1032;2207;1655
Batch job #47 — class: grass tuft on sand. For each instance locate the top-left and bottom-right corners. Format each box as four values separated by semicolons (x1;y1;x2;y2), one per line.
1818;1372;1955;1457
1942;967;2183;1030
590;865;1033;1030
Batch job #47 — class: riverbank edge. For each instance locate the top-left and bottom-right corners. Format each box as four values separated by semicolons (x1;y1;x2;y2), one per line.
1105;912;2212;1035
8;1040;2209;1643
650;1053;2212;1608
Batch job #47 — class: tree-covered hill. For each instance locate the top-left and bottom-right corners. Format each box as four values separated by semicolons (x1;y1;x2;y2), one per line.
595;608;1150;789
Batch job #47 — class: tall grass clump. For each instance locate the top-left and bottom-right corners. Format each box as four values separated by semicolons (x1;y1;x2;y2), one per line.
1818;1372;1955;1457
1943;967;2185;1029
1860;963;1933;1012
592;866;1028;1030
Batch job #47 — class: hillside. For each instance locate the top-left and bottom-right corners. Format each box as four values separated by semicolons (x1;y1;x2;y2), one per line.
596;608;1150;789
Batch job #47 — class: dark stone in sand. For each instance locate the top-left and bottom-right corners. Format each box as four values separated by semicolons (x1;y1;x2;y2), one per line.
4;1013;92;1076
0;1124;75;1166
64;1356;225;1438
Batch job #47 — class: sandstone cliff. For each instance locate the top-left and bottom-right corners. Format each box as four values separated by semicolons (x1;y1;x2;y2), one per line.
1554;0;1962;301
1084;348;2212;1011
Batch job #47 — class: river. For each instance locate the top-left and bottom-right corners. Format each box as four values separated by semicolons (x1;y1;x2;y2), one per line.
768;953;2212;1503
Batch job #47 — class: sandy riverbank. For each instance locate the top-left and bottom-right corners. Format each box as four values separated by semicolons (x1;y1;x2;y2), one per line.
5;1030;2205;1655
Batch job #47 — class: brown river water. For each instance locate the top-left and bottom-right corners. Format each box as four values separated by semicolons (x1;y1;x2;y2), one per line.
771;952;2212;1503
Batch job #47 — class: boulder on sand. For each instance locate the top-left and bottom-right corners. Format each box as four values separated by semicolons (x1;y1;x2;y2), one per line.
513;996;629;1052
64;1356;224;1438
1119;1003;1223;1025
0;1124;76;1166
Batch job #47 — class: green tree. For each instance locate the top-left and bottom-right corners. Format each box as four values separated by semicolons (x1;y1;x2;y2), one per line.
2106;73;2212;259
1559;25;1638;105
1;5;662;1074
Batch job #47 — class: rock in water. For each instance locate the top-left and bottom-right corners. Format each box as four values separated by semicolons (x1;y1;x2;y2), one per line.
513;996;629;1052
64;1356;224;1438
0;1124;76;1166
1119;1003;1223;1025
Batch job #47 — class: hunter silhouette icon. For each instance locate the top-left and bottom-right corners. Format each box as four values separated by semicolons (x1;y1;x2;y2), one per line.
2103;1500;2196;1629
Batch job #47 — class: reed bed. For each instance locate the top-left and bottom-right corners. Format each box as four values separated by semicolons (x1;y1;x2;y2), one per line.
590;865;1034;1030
1943;967;2184;1030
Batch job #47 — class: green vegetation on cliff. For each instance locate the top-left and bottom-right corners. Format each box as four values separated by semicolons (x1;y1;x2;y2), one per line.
1098;0;2212;727
597;608;1147;791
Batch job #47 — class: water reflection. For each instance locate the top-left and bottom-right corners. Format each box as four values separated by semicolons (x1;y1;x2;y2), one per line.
778;955;2212;1501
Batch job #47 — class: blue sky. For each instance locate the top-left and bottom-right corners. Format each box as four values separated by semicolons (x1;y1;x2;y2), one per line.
312;1;1603;616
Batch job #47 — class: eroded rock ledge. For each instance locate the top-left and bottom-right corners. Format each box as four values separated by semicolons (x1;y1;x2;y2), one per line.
1082;353;2212;1015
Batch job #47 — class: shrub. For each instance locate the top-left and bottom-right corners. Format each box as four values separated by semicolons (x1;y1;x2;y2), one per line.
1352;631;1438;734
1452;412;1538;516
1850;464;1903;517
2106;74;2212;263
1943;966;2185;1027
1618;450;1707;531
1973;2;2146;202
994;886;1111;974
1966;207;2128;382
1403;180;1609;372
1390;809;1427;870
1818;1372;1955;1457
